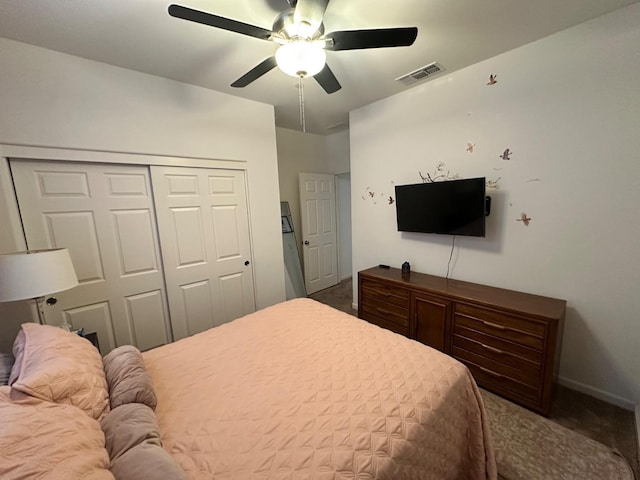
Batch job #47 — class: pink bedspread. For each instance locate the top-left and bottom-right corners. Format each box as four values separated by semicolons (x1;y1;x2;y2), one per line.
143;298;496;479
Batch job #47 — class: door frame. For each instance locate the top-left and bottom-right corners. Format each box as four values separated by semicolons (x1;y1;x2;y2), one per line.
334;172;352;283
0;144;254;325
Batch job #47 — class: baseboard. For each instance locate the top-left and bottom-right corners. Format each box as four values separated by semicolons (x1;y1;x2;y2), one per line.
635;405;640;464
340;274;352;282
558;376;635;411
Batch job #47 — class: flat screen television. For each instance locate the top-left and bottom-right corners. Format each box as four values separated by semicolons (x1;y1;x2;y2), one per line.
394;177;489;237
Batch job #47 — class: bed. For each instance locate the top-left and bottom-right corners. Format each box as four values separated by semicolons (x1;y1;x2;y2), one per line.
0;298;496;479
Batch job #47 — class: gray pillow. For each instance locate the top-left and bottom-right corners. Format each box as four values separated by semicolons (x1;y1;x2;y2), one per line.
110;442;187;480
101;403;186;480
100;403;161;462
102;345;157;410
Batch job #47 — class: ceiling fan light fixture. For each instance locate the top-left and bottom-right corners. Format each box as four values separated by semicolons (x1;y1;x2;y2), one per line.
276;40;326;78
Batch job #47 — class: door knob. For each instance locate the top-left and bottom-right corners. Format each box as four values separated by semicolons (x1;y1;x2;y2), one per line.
304;240;310;245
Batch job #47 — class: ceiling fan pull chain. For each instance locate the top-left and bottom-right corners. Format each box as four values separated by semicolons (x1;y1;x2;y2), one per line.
298;75;306;133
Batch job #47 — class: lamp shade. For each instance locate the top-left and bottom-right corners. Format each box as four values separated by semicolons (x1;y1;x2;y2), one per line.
0;249;78;302
275;40;326;78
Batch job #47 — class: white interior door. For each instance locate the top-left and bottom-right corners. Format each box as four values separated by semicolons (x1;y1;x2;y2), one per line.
151;166;255;340
299;173;338;295
10;160;171;354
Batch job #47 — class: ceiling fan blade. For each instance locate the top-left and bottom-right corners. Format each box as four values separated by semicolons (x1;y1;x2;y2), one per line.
168;4;273;41
325;27;417;51
314;64;341;94
231;57;278;88
293;0;330;34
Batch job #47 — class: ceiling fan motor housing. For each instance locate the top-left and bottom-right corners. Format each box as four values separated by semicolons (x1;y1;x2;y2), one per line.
272;9;324;41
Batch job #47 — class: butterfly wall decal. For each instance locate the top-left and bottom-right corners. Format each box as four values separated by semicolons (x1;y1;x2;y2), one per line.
500;148;512;160
517;213;532;226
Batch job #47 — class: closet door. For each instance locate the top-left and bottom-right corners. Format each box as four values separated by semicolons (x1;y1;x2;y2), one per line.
10;160;171;353
151;166;255;340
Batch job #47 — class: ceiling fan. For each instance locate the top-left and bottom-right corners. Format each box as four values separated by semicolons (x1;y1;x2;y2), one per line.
168;0;418;95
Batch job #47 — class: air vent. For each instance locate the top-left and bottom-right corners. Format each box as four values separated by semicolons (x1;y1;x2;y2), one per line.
395;62;444;86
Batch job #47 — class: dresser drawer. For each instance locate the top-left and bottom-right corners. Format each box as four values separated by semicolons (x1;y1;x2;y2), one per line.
454;304;545;350
452;346;541;388
453;325;543;366
363;312;410;336
360;279;410;328
462;359;540;406
360;300;409;327
360;278;410;309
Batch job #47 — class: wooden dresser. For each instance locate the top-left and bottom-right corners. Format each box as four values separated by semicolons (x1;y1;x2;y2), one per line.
358;266;566;416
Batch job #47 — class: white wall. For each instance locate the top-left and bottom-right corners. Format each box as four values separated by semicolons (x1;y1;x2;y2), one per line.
326;130;351;175
350;4;640;408
328;131;352;280
0;38;285;351
276;127;351;279
336;173;352;281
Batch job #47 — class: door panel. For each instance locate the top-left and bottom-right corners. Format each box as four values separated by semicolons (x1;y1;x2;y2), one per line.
219;273;247;322
125;290;167;351
306;201;319;235
307;247;320;282
211;206;241;259
322;244;336;277
37;170;90;196
44;211;105;282
321;198;332;232
105;172;148;196
413;293;452;353
299;173;338;295
11;160;171;354
112;209;159;276
152;166;255;340
180;280;215;337
171;207;207;266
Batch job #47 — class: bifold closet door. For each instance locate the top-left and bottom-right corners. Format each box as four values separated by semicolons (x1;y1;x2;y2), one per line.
10;160;172;353
151;166;256;341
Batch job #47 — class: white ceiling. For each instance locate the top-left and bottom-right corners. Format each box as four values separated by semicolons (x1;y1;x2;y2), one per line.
1;0;637;135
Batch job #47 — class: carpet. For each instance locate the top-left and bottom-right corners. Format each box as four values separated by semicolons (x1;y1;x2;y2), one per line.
481;389;635;480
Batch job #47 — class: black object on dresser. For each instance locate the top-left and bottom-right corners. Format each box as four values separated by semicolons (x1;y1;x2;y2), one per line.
80;331;100;351
358;266;566;416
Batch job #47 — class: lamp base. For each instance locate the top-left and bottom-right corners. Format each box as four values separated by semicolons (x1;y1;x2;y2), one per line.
59;319;73;332
34;296;45;325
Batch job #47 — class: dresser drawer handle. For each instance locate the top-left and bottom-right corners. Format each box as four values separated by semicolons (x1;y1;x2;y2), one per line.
381;291;406;300
482;320;506;330
479;366;505;379
481;343;504;355
376;307;394;316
